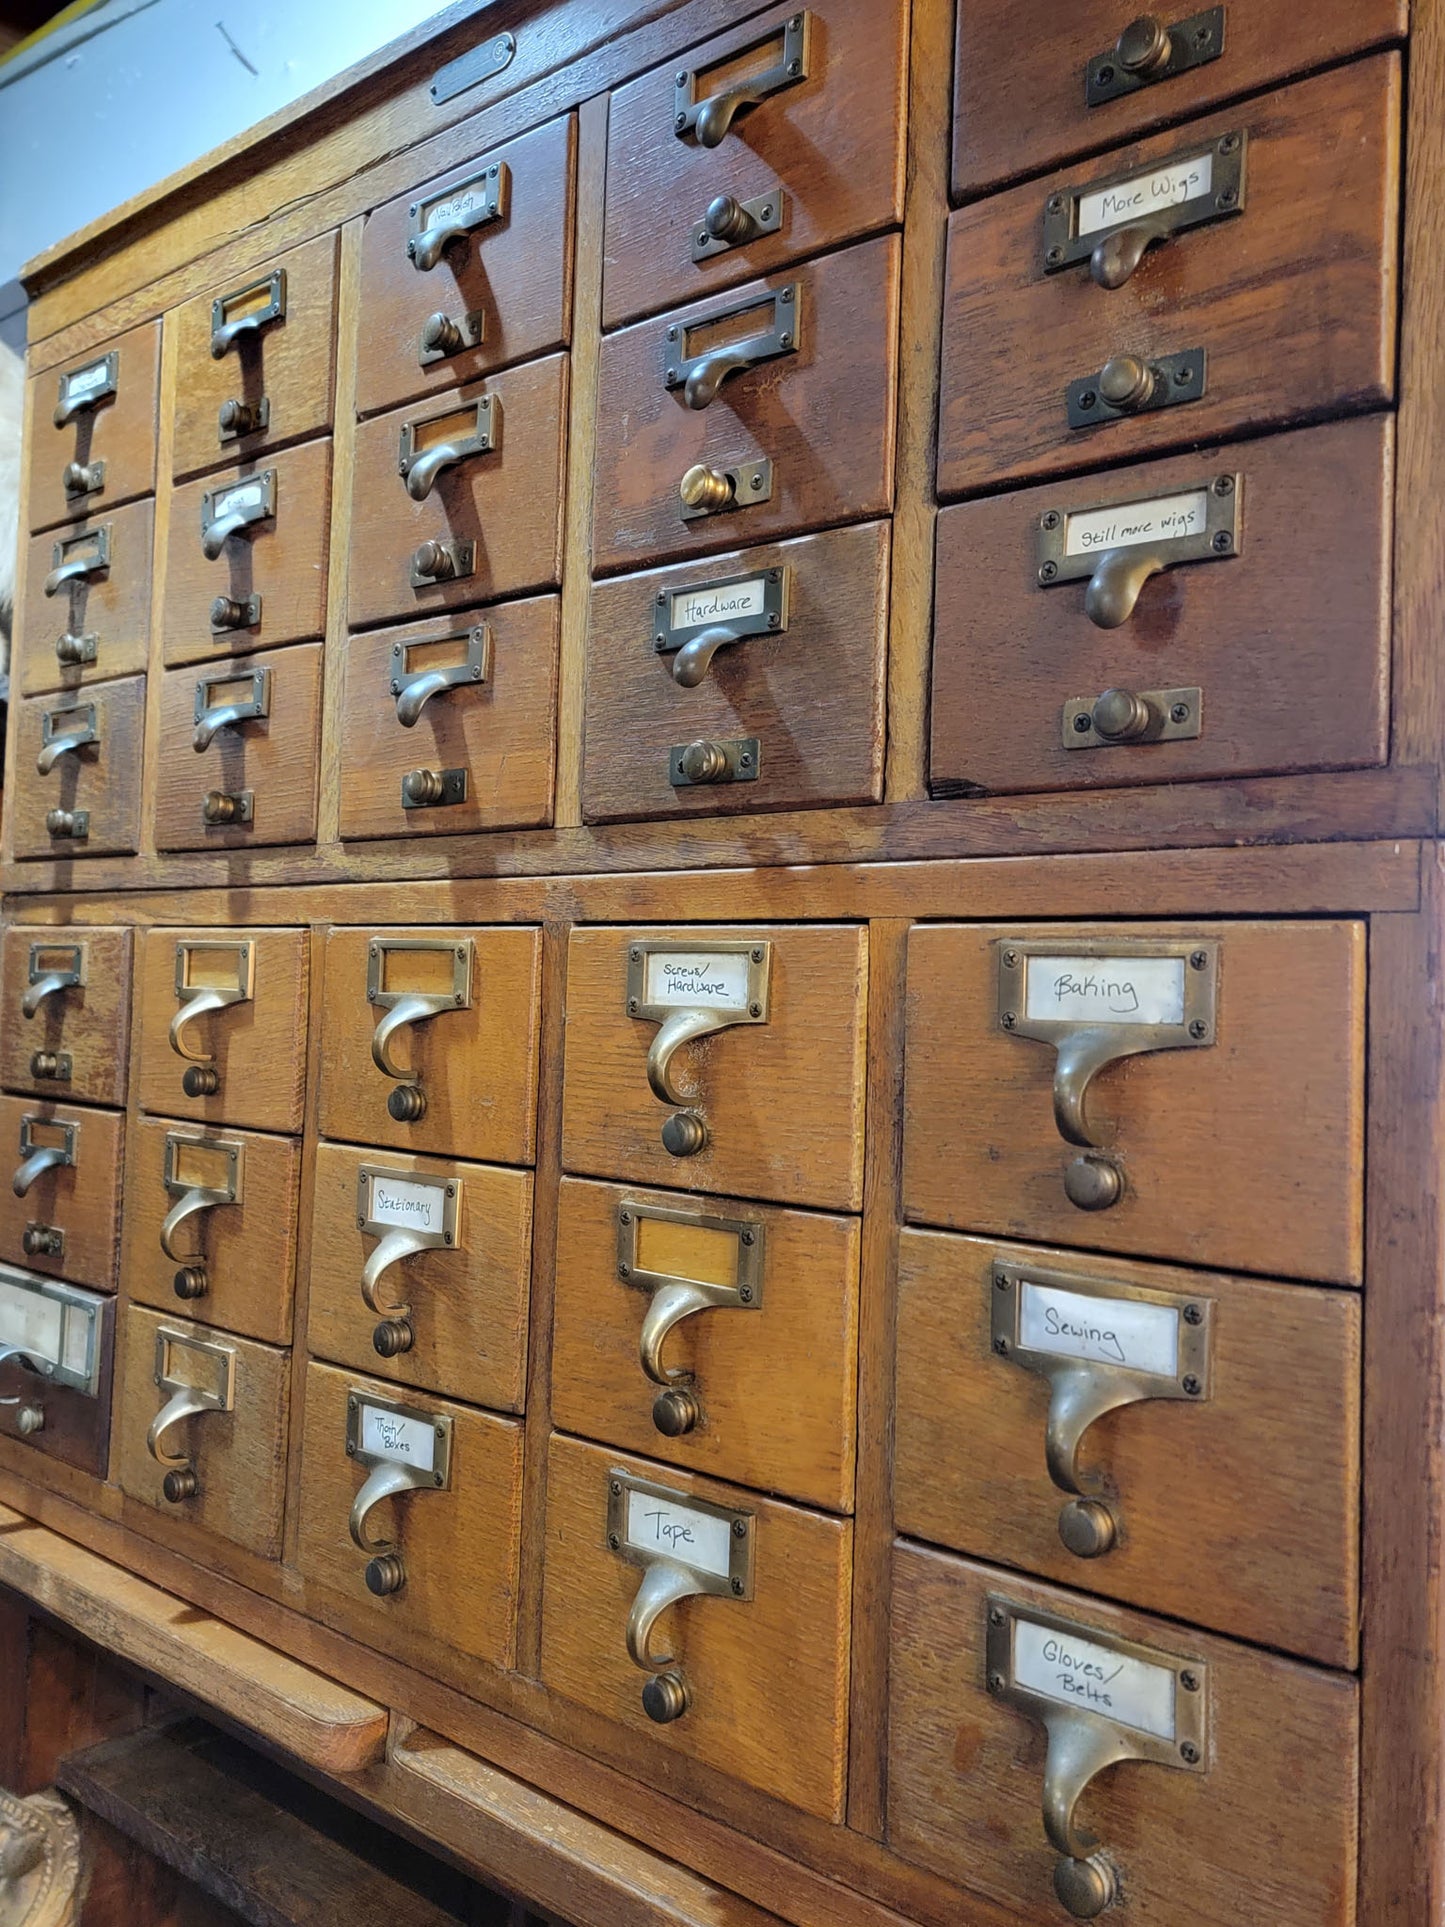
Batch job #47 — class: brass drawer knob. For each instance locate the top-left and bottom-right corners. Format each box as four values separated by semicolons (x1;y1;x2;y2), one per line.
21;1227;62;1257
402;769;446;806
1098;354;1159;413
412;538;457;582
641;1670;690;1724
372;1318;415;1359
705;194;760;245
652;1387;702;1437
182;1066;221;1098
217;398;265;436
210;595;254;631
676;740;729;784
1089;689;1153;742
29;1054;67;1081
44;810;88;840
661;1111;708;1158
1057;1497;1118;1559
201;791;247;826
54;633;94;665
1116;13;1171;75
679;464;735;514
421;311;464;356
62;460;102;496
1054;1855;1119;1921
1063;1155;1123;1212
14;1404;45;1438
387;1084;428;1123
162;1468;198;1504
365;1553;407;1597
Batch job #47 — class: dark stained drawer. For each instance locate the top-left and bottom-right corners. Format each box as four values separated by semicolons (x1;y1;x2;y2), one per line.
0;1267;114;1479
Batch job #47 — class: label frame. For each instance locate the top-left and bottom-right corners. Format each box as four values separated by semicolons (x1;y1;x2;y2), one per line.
606;1470;755;1599
991;1259;1213;1402
625;938;772;1027
1043;129;1246;273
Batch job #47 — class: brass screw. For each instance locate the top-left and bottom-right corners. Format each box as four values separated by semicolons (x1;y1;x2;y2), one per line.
1189;1019;1208;1039
608;1532;620;1549
989;1606;1006;1627
994;1336;1010;1356
1190;950;1209;970
610;1479;622;1494
1001;1011;1016;1029
732;1518;748;1538
988;1671;1005;1694
731;1577;745;1595
1181;1741;1201;1764
1180;1670;1200;1691
1182;1373;1202;1395
739;1284;753;1303
1183;1303;1203;1325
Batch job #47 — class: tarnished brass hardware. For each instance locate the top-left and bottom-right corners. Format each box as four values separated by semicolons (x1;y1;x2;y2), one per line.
641;1670;691;1723
15;1404;45;1437
61;459;104;499
402;767;468;810
0;1272;104;1397
409;536;476;587
53;352;118;427
160;1131;242;1275
1063;686;1202;751
218;396;269;441
652;1388;701;1436
692;190;786;262
655;566;789;686
428;28;515;108
367;938;474;1090
1054;1854;1118;1920
21;1226;62;1259
1090;214;1173;288
419;309;485;367
388;1086;427;1122
391;623;491;725
45;810;88;840
1101;355;1156;411
1038;472;1241;625
13;1118;77;1199
618;1197;764;1403
669;736;760;787
373;1319;414;1358
356;1164;461;1328
407;161;510;271
674;11;810;145
169;939;256;1068
193;664;271;752
1044;132;1244;284
365;1553;407;1596
664;283;800;409
23;942;86;1019
1058;1497;1118;1558
43;524;111;598
210;592;262;632
346;1392;453;1575
678;457;773;521
398;396;500;500
210;268;287;358
147;1326;235;1478
37;701;97;775
172;1267;208;1301
1068;346;1205;429
201;789;255;827
200;469;276;560
182;1067;220;1098
54;632;98;666
29;1054;72;1083
628;939;771;1113
661;1112;707;1158
162;1467;198;1503
1087;8;1224;108
1065;1155;1123;1213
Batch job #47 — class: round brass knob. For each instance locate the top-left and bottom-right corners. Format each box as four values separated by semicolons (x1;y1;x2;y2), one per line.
202;791;243;825
30;1053;63;1080
162;1468;198;1504
678;740;728;784
182;1066;220;1098
679;464;735;513
412;539;456;581
403;768;445;806
173;1266;209;1301
62;461;98;494
1054;1853;1118;1920
1098;354;1158;413
211;595;248;629
21;1227;60;1256
1058;1498;1118;1559
641;1670;690;1724
652;1386;702;1437
55;634;90;664
421;311;463;355
45;810;81;837
388;1084;428;1123
365;1553;407;1597
373;1318;415;1358
1063;1155;1124;1212
1091;689;1152;742
14;1405;44;1438
705;194;758;244
1116;13;1171;75
218;398;262;435
661;1111;707;1158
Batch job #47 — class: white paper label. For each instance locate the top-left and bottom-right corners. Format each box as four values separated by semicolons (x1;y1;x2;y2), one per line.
1024;954;1186;1027
423;179;491;230
1014;1617;1177;1740
1076;151;1214;238
0;1281;63;1366
1019;1281;1180;1377
215;481;264;519
625;1489;734;1579
367;1175;445;1236
643;950;753;1011
65;361;110;401
1064;488;1210;558
359;1404;436;1472
671;577;766;632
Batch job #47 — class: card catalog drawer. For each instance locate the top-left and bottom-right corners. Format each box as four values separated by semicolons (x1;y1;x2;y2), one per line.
561;924;867;1212
154;642;322;850
171;232;339;481
337;598;558;840
553;1178;859;1512
295;1361;524;1675
356;114;575;418
902;922;1364;1284
0;925;133;1108
583;522;888;822
932;416;1392;793
27;320;160;533
120;1116;301;1346
11;674;145;860
18;497;154;696
160;437;331;666
896;1231;1359;1668
116;1304;289;1560
938;59;1399;496
347;354;567;628
0;1266;114;1478
307;1141;531;1412
592;235;899;575
602;0;908;328
316;927;540;1164
888;1546;1357;1927
0;1097;123;1289
136;927;309;1136
541;1434;851;1821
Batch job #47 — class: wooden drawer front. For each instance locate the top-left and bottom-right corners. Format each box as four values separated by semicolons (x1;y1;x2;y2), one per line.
931;416;1392;795
295;1361;524;1671
553;1178;859;1512
160;437;331;666
356;114;576;419
18;497;154;696
0;1267;114;1478
337;599;559;841
592;234;900;575
136;927;309;1136
154;642;322;851
316;927;541;1165
347;355;568;629
120;1116;301;1346
171;232;339;481
26;321;160;533
540;1433;852;1820
953;0;1405;199
306;1141;531;1413
895;1230;1360;1668
11;674;145;861
116;1303;289;1560
602;0;909;329
0;925;133;1108
0;1097;123;1290
561;924;867;1211
583;522;888;822
887;1546;1358;1927
938;58;1400;497
902;921;1364;1284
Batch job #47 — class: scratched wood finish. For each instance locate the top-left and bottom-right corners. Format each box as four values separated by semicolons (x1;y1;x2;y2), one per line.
938;58;1401;496
11;674;146;862
18;496;155;697
170;231;340;481
0;1296;113;1478
540;1433;853;1822
887;1544;1359;1927
591;234;900;574
895;1229;1360;1667
931;415;1393;795
583;521;889;822
0;1095;124;1291
25;320;160;533
602;0;909;328
902;920;1365;1284
120;1114;302;1345
0;924;133;1108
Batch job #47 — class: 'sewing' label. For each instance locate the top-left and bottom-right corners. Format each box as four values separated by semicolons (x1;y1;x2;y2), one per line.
1018;1280;1180;1378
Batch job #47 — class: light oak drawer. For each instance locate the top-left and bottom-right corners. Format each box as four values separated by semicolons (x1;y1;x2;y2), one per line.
171;232;339;481
583;522;888;822
135;927;309;1136
315;927;541;1164
895;1230;1360;1668
337;598;558;841
307;1141;531;1413
888;1545;1357;1927
902;921;1364;1284
26;321;160;533
356;114;575;418
18;497;154;696
11;674;145;861
153;642;322;850
0;1096;123;1289
0;1266;114;1479
120;1115;301;1346
0;925;133;1109
602;0;908;328
116;1303;289;1560
540;1433;851;1821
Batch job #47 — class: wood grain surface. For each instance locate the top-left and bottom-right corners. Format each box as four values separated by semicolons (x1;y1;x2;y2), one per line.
11;675;146;862
26;320;160;533
0;1094;124;1290
0;1294;113;1478
18;497;155;697
0;924;133;1108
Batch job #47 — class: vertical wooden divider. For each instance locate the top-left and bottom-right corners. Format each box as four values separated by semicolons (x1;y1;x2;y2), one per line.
105;910;153;1496
0;375;37;871
316;217;364;852
280;920;330;1575
137;313;179;863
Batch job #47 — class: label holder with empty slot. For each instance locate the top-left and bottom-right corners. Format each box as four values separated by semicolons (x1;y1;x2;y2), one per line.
192;664;271;754
160;1132;244;1299
397;397;501;502
169;939;256;1076
674;12;811;147
664;283;801;410
13;1116;77;1200
147;1326;236;1501
44;523;111;598
366;938;475;1121
37;702;97;778
23;942;86;1020
210;268;287;358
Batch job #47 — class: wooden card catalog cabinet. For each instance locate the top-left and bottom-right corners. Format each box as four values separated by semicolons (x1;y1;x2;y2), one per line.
0;925;133;1107
0;1265;113;1475
0;1096;123;1291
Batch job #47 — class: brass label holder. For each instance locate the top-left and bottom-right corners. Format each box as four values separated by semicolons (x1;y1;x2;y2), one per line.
674;11;810;146
53;351;118;427
210;268;287;357
355;1164;462;1328
148;1326;236;1495
346;1390;453;1594
1037;472;1241;630
24;942;86;1018
366;938;475;1113
664;283;801;409
13;1116;77;1201
626;940;771;1158
169;939;256;1068
37;702;97;777
0;1267;104;1398
653;565;789;687
1044;130;1246;284
390;623;491;726
199;469;276;559
193;664;271;752
407;159;510;270
397;396;501;501
160;1132;244;1281
44;523;111;597
1086;8;1224;108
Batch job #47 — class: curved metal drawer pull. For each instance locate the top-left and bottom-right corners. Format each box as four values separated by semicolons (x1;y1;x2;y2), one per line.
346;1394;452;1565
160;1132;242;1266
147;1383;217;1468
43;526;110;598
391;624;491;726
210;268;286;358
1083;545;1169;628
407;161;509;271
36;703;98;776
169;941;256;1066
0;1344;55;1403
12;1118;77;1199
674;12;810;147
200;470;276;561
647;1008;732;1105
349;1458;430;1553
367;939;475;1084
372;994;444;1080
160;1184;232;1264
53;352;118;426
22;943;86;1019
627;1557;708;1670
619;1199;766;1393
148;1328;235;1473
192;665;271;753
169;986;238;1062
361;1228;425;1321
671;626;740;688
398;398;499;502
665;287;800;411
1090;214;1173;290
